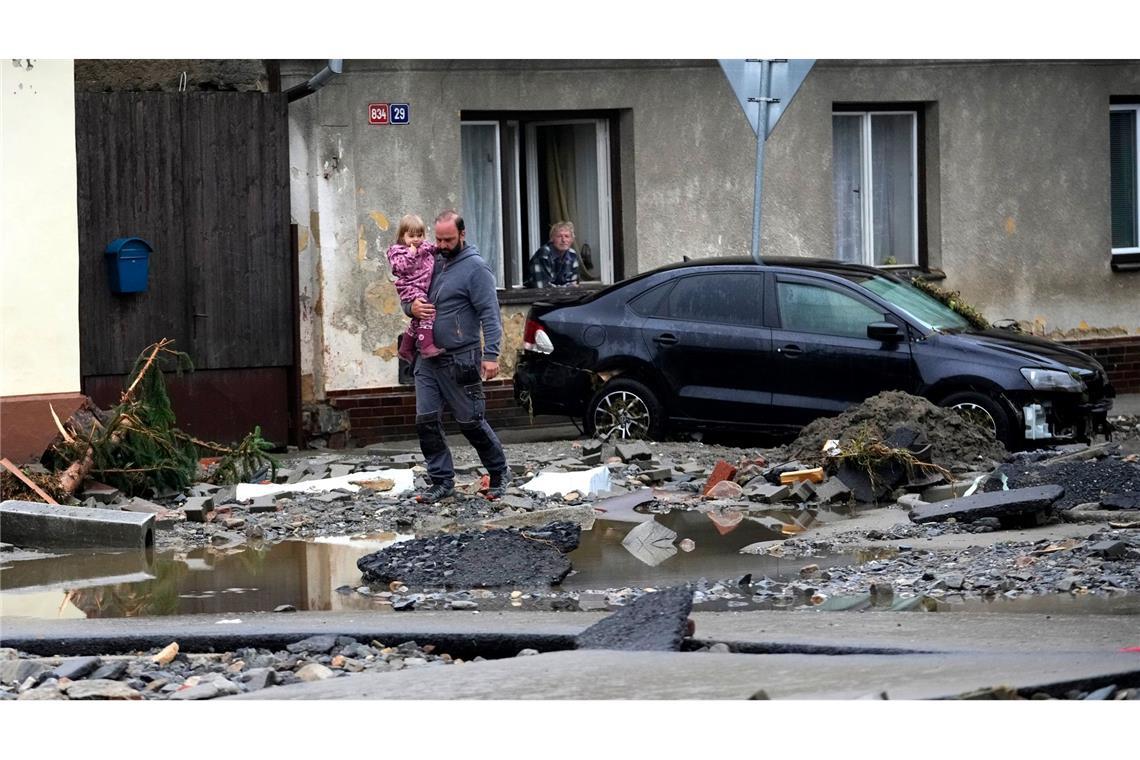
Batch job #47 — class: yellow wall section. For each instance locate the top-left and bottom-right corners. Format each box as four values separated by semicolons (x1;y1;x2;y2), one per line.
0;60;80;397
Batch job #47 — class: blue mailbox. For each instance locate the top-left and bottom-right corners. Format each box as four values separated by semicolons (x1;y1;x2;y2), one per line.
104;237;152;294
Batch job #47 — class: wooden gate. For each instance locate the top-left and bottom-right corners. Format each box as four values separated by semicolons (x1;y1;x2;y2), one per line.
75;92;297;446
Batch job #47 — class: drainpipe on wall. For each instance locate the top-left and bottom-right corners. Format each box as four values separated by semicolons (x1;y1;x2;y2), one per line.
285;59;343;102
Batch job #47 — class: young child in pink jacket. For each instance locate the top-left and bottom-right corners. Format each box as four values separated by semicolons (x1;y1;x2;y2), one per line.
387;214;443;360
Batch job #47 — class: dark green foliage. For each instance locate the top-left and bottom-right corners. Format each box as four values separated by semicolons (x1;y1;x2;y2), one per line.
909;277;991;331
208;427;278;486
54;340;277;497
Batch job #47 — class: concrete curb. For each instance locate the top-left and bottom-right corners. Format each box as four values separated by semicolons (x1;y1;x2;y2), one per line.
1;499;154;550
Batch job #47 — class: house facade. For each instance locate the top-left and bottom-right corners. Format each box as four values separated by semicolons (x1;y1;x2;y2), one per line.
282;59;1139;444
0;59;84;463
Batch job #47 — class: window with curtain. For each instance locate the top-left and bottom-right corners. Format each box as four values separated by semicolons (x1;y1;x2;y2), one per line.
833;109;918;267
460;122;504;285
461;112;617;289
1111;104;1139;255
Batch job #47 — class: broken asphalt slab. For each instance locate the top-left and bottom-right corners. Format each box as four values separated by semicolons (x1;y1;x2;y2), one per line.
908;485;1064;527
356;521;581;589
576;585;693;651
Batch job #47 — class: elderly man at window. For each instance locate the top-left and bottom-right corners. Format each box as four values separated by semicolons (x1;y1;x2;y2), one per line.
526;221;581;288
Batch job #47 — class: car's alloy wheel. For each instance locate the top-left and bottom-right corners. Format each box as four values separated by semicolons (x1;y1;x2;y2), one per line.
593;390;652;440
950;401;998;437
940;390;1013;446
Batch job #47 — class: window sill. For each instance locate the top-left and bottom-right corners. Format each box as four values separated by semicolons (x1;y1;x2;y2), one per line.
497;283;607;305
1111;251;1140;272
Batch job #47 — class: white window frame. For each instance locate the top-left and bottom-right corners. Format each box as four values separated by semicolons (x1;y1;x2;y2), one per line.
1111;103;1140;255
833;109;919;267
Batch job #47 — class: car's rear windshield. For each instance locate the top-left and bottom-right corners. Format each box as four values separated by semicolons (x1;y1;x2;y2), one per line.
840;273;972;332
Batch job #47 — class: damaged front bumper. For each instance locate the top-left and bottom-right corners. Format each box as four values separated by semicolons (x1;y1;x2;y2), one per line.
513;353;596;417
1015;390;1115;443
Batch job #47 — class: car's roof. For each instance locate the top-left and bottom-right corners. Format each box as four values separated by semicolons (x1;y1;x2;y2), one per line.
643;255;889;280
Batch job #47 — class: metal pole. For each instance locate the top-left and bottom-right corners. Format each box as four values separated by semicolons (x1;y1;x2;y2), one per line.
750;59;773;264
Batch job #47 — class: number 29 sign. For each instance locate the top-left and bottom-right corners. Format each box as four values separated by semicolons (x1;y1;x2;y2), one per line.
368;102;410;125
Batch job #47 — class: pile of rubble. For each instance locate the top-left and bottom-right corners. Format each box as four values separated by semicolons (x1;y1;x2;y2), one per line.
783;390;1008;469
0;637;463;701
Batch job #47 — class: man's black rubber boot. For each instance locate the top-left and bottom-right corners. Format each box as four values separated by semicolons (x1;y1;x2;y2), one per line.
417;481;455;504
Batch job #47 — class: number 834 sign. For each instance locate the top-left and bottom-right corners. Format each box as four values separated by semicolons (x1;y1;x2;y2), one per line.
368;103;410;125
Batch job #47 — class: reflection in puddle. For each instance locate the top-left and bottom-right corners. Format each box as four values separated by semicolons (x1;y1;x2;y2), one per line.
0;532;412;621
3;510;1138;620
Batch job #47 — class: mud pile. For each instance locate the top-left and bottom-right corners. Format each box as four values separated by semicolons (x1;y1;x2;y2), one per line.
783;390;1008;468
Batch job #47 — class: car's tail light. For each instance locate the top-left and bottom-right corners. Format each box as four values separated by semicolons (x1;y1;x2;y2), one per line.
523;318;554;354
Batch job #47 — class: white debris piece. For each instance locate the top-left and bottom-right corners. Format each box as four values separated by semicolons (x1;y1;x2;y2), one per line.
521;465;611;497
235;469;415;501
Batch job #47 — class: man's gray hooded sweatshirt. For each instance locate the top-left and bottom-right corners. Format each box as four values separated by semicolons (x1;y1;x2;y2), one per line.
403;243;501;360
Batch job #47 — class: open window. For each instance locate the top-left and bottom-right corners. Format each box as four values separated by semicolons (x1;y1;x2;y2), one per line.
461;111;619;289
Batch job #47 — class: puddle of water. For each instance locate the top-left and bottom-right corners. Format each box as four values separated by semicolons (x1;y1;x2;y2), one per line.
3;508;1137;620
0;532;411;621
563;513;846;590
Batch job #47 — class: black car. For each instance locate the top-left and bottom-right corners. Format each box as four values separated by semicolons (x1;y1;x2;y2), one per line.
513;257;1115;448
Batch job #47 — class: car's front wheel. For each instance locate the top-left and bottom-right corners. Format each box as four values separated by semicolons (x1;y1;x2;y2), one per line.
585;378;665;441
939;390;1014;447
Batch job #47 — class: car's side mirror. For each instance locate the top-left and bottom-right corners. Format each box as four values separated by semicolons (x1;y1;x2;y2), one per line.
867;322;903;342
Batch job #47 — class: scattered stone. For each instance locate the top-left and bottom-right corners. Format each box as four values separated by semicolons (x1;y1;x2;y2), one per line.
449;600;478;610
0;660;48;686
746;483;791;503
286;635;338;654
244;668;278;690
812;478;851;504
80;481;121;504
50;657;101;682
789;480;817;503
702;460;738;496
247;496;279;513
615;441;653;462
577;592;608;611
170;683;221;700
65;679;143;700
576;585;693;651
18;685;66;700
273;604;297;613
1088;540;1129;559
297;663;335;682
90;661;128;680
705;480;744;500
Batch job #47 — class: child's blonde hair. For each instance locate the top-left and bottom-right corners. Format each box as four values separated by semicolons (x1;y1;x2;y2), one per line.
395;214;426;246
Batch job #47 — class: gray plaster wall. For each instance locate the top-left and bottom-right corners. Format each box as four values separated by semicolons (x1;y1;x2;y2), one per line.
283;60;757;397
762;59;1140;337
284;59;1140;398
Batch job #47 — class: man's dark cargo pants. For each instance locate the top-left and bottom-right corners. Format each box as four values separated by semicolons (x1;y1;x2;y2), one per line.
413;347;507;486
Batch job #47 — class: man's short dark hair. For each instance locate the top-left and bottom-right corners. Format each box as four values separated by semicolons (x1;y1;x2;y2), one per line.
435;209;465;232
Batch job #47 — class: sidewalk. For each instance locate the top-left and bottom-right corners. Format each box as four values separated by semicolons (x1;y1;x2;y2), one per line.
1112;393;1140;416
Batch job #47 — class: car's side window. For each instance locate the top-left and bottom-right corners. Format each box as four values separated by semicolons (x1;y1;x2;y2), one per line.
776;281;883;338
628;280;676;317
666;273;765;327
